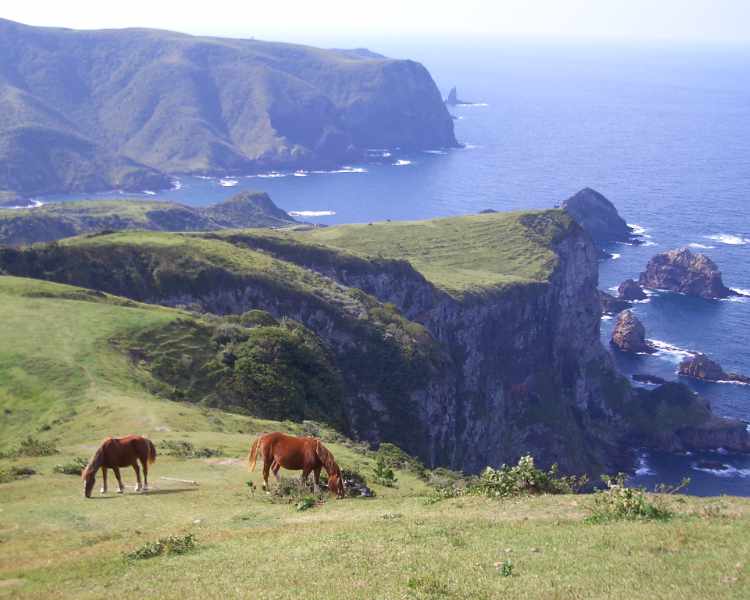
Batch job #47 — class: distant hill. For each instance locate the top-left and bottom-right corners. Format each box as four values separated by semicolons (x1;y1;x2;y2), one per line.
0;19;457;198
0;192;297;246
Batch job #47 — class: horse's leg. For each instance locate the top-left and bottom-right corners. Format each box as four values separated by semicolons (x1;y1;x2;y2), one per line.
113;467;125;493
262;460;271;493
141;457;149;491
271;461;281;483
100;468;108;494
301;467;311;491
133;462;142;492
313;466;322;494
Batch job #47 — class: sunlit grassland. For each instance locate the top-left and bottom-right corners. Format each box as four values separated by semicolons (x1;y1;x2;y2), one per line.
1;275;749;599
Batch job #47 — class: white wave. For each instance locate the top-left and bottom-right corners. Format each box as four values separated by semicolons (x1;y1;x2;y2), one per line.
219;178;239;187
458;102;489;107
601;315;613;321
461;143;480;150
691;463;750;478
715;378;750;386
731;288;750;296
688;243;715;249
635;453;655;476
256;172;286;179
311;166;367;175
423;149;448;155
705;233;750;246
143;190;157;196
717;447;729;455
628;223;648;236
393;159;412;166
641;241;658;247
293;171;308;177
288;210;336;217
1;199;45;210
610;253;621;260
170;178;183;190
650;339;695;363
195;175;215;180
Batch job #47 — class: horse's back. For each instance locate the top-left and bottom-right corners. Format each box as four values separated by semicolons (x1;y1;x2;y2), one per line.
262;432;318;470
100;435;151;467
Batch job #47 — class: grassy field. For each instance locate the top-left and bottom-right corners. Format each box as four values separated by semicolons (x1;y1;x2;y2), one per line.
1;275;749;599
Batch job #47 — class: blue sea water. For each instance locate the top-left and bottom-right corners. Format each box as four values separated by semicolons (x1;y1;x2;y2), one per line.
41;41;750;495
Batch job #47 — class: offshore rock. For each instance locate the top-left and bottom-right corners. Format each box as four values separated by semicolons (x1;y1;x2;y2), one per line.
611;310;653;353
679;354;750;384
561;188;635;247
639;247;734;299
618;279;647;301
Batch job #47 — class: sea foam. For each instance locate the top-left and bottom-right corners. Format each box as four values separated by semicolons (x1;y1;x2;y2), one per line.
288;210;336;217
705;234;750;246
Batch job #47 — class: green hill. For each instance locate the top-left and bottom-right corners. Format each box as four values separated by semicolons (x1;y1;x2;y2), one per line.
0;192;297;246
0;18;456;198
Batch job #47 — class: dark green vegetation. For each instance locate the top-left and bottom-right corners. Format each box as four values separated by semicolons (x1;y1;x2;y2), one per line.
0;18;456;197
0;192;296;246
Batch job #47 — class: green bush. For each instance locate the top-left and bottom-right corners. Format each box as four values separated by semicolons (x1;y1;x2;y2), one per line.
0;466;36;484
585;474;678;523
5;436;58;457
53;457;88;475
295;496;316;511
159;440;222;459
125;534;196;560
427;455;586;503
375;442;426;478
372;456;398;487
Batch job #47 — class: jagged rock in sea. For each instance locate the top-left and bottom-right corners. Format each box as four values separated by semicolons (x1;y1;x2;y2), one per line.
561;188;636;248
639;247;736;299
611;310;653;353
679;354;750;384
618;279;647;301
599;290;631;315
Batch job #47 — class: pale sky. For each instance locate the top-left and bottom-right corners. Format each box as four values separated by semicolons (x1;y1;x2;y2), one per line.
3;0;750;45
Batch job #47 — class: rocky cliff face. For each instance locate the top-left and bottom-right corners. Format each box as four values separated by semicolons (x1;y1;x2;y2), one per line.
2;214;747;475
561;188;634;248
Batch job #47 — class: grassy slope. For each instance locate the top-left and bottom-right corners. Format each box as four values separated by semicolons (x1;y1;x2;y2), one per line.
1;276;749;599
253;209;574;296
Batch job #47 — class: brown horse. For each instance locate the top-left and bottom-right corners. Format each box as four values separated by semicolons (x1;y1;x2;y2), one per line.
82;435;156;498
248;432;346;498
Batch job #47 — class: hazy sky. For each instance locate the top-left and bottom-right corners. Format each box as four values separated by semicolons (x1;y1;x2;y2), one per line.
3;0;750;45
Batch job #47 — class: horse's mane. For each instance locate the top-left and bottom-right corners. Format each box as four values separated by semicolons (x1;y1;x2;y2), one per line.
82;441;107;479
314;440;340;476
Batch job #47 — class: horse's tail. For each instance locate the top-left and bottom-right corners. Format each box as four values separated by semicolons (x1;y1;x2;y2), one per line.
146;439;157;465
248;436;261;472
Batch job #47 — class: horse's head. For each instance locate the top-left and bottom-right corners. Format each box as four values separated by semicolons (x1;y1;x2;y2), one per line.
82;466;96;498
327;467;346;499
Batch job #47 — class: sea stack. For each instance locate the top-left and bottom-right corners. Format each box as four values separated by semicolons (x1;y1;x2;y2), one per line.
639;247;735;299
599;290;631;315
611;310;654;353
679;354;750;384
618;279;647;301
561;188;635;248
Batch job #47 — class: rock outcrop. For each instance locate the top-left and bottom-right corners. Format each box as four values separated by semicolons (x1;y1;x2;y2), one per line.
632;373;667;385
639;248;736;299
679;354;750;384
599;290;631;315
561;188;635;248
618;279;647;301
611;310;654;353
445;87;473;106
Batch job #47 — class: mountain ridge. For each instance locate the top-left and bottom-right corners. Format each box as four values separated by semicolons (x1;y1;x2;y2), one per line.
0;18;457;197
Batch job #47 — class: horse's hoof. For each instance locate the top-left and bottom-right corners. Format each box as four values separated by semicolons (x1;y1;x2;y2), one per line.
100;489;106;495
117;489;124;494
142;486;149;492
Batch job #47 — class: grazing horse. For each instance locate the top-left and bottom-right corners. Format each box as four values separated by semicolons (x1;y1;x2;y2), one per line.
82;435;156;498
248;432;346;498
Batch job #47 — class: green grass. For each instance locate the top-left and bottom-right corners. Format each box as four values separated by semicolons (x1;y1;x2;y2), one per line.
1;267;749;598
293;209;575;296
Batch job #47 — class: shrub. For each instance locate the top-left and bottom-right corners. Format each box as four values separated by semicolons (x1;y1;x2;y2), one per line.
426;455;586;503
53;457;88;475
585;474;677;523
159;440;222;459
471;455;587;498
0;466;36;484
372;456;398;487
295;496;316;511
125;534;196;560
11;436;58;457
375;442;426;478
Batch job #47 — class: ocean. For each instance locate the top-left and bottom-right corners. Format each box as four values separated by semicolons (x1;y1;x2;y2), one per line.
42;40;750;495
